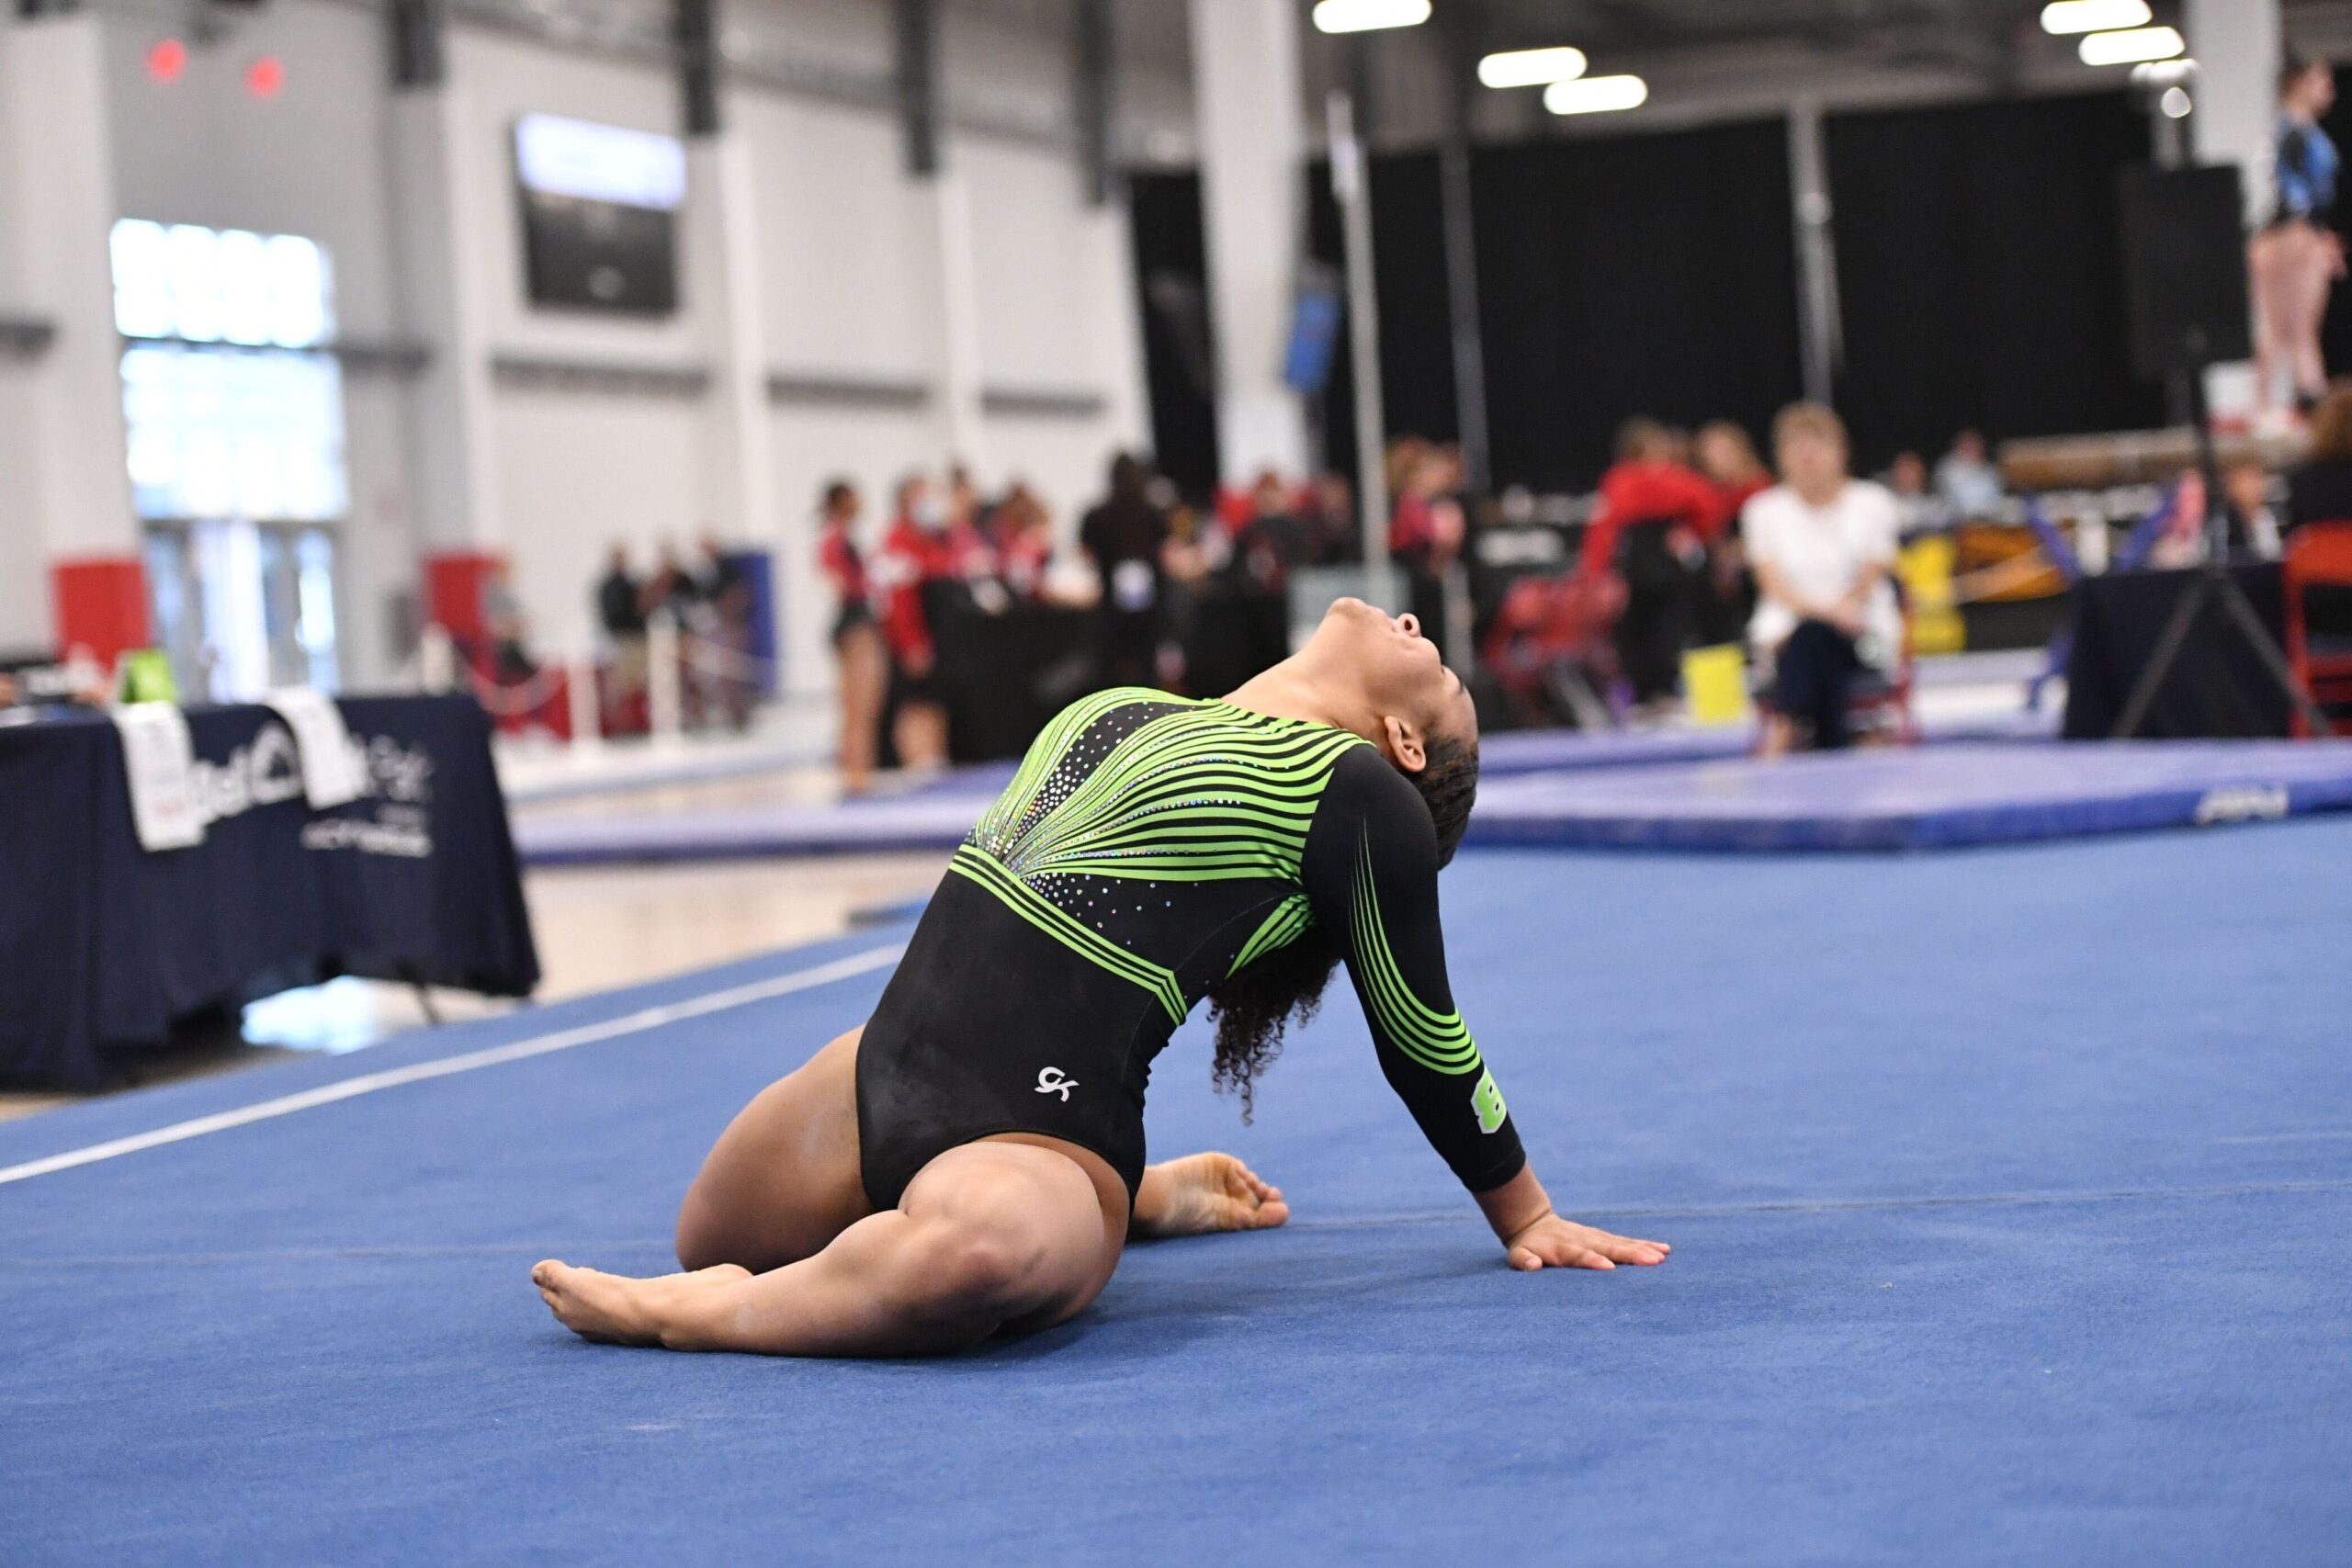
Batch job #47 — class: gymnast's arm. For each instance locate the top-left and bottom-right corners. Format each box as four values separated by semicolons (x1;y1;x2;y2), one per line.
1300;750;1670;1272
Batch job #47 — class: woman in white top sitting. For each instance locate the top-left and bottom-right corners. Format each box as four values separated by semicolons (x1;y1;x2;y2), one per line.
1741;402;1904;756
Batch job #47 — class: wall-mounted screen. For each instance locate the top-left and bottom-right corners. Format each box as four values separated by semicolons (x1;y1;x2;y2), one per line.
514;113;684;316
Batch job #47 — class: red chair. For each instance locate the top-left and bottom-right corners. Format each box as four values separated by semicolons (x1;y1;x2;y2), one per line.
2283;521;2352;739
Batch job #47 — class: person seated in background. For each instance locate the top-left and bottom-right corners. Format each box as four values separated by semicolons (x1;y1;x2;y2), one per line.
1231;470;1309;598
2283;382;2352;648
1745;401;1903;757
692;532;756;731
1579;417;1730;720
989;482;1056;604
1304;471;1359;564
947;464;989;543
1694;421;1771;647
481;561;538;686
875;475;957;771
594;544;649;734
2286;380;2352;530
1883;451;1951;540
1934;429;2005;521
2222;458;2286;562
642;541;695;626
1390;445;1465;649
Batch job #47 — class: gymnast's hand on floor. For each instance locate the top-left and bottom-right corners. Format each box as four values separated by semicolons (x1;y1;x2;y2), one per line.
1130;1152;1290;1239
1502;1213;1670;1272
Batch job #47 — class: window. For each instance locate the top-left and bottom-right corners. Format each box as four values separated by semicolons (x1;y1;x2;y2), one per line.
121;344;347;524
114;220;348;695
110;220;335;348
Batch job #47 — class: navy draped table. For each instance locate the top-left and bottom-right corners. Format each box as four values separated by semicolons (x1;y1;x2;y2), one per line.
0;694;539;1088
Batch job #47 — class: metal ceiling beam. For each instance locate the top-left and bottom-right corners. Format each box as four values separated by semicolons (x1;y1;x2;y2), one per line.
1074;0;1115;205
676;0;720;136
896;0;942;176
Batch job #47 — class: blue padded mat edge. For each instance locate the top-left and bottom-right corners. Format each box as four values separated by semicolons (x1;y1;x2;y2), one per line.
514;739;2352;862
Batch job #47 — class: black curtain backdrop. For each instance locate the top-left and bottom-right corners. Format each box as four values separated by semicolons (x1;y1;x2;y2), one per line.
1826;90;2164;469
1306;150;1460;491
1128;90;2170;498
1468;119;1803;491
1127;170;1220;498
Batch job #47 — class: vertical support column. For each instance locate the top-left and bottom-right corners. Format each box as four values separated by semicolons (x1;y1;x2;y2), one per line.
682;114;801;692
1074;0;1115;209
1329;92;1388;582
387;22;509;640
2187;0;2280;418
2187;0;2281;216
1;10;144;664
1787;97;1842;410
898;0;985;472
1189;0;1310;484
1434;6;1490;500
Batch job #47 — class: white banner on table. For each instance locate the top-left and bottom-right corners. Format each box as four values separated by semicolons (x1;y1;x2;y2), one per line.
262;688;369;809
111;704;207;851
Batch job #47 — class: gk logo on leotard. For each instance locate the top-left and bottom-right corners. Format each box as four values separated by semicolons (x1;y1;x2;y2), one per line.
1035;1066;1078;1100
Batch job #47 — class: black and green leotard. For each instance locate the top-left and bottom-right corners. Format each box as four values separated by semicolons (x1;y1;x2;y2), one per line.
854;688;1524;1210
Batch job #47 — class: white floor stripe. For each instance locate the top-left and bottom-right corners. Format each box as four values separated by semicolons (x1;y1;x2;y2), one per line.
0;943;905;1189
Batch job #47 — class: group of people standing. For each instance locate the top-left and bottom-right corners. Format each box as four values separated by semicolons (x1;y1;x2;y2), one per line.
592;536;754;735
819;454;1369;793
817;468;1061;791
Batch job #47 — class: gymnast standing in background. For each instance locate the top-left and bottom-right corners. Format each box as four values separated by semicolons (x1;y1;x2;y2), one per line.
2253;53;2341;430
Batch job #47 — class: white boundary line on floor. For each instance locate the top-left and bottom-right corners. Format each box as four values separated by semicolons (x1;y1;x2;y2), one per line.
0;944;905;1190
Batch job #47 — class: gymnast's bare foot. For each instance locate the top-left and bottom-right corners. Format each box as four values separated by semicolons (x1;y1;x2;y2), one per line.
532;1259;750;1346
1132;1152;1289;1239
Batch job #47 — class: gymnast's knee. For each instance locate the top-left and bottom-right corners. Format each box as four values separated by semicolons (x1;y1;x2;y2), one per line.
900;1209;1054;1319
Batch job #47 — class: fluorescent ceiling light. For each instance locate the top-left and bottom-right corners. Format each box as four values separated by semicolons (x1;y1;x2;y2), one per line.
1478;47;1589;89
2039;0;2151;36
2078;25;2185;65
1311;0;1430;35
1544;74;1649;116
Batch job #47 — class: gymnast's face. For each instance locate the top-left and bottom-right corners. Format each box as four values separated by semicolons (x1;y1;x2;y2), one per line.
1312;597;1477;773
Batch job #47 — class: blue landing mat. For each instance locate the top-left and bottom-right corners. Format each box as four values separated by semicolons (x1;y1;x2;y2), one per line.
5;825;2350;1565
516;735;2348;863
1471;740;2352;852
903;705;2060;800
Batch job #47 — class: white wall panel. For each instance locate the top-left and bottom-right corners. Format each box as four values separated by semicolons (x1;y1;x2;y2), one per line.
0;364;50;652
494;390;705;660
741;94;940;381
962;137;1094;392
0;25;41;652
957;133;1146;530
102;3;400;337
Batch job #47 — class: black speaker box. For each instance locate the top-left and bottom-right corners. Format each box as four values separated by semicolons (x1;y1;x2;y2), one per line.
2119;163;2254;378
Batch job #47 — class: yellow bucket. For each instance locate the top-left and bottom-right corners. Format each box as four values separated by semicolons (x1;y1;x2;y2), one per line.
1682;643;1750;726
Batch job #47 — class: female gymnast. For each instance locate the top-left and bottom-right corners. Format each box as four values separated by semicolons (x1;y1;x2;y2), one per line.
2252;52;2341;426
533;598;1668;1356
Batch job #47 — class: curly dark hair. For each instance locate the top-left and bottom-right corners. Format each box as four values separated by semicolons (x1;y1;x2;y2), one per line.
1202;730;1479;1120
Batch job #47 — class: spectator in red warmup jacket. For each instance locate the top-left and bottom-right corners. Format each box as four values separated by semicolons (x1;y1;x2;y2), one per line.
1579;418;1732;715
875;474;962;770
